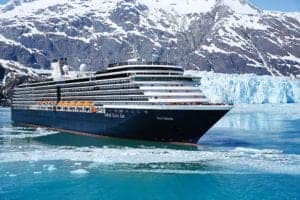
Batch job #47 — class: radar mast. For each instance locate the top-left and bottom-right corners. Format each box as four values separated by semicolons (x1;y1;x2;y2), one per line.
127;45;142;63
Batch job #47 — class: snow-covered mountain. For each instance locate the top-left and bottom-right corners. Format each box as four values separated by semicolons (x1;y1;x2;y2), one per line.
0;0;299;77
0;59;39;105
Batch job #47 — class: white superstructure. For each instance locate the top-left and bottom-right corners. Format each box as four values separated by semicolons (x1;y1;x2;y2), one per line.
12;62;231;112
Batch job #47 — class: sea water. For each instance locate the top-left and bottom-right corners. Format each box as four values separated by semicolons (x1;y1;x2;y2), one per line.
0;105;299;200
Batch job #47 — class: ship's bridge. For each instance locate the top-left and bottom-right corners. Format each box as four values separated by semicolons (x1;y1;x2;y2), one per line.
104;62;183;73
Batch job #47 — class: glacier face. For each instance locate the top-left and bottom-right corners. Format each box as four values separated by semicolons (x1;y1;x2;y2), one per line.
186;71;300;104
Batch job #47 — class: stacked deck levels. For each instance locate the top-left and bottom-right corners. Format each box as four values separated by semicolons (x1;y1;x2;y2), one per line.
11;63;232;143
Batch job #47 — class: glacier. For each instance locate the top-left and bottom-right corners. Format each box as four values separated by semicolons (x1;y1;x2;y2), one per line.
186;71;300;104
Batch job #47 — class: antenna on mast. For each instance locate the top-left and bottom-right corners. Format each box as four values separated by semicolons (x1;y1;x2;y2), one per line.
166;48;169;64
127;45;141;63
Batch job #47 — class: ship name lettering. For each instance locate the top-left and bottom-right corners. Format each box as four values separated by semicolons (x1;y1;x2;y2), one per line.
156;117;174;121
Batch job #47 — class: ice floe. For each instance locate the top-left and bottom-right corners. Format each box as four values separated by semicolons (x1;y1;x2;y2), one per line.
70;169;89;175
0;146;299;175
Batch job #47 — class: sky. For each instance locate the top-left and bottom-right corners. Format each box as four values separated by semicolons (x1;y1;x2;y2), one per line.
249;0;300;12
0;0;299;12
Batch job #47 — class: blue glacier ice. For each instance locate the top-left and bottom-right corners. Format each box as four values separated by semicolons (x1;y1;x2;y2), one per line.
186;71;300;104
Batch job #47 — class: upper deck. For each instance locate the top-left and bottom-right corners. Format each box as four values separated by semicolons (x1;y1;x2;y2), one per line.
105;62;183;72
12;61;217;112
18;62;185;88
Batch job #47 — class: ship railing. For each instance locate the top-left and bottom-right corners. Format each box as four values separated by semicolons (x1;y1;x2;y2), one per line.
54;101;104;113
13;93;57;98
107;61;177;68
13;97;57;101
126;71;183;76
15;84;57;91
15;77;132;91
60;83;139;92
61;89;143;97
60;95;149;101
84;71;186;83
26;101;105;114
102;70;183;76
93;101;211;106
133;81;195;86
58;77;131;88
55;106;104;113
105;66;184;73
13;88;57;95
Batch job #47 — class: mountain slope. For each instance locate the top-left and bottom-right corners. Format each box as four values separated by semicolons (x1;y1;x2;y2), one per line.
0;0;299;76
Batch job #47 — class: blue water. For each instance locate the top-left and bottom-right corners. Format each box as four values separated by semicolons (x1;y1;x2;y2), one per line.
0;104;300;200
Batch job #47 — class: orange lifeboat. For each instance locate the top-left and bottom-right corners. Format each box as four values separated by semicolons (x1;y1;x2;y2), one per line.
65;101;71;107
69;101;76;107
74;101;83;107
57;101;64;107
91;107;97;113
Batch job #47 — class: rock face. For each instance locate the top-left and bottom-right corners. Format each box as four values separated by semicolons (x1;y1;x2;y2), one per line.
0;0;299;77
0;59;39;105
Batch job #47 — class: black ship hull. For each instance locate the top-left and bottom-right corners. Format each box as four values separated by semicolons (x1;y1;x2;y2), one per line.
11;107;229;143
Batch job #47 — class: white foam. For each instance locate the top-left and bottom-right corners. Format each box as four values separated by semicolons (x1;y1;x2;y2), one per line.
0;146;299;175
0;127;34;133
232;147;282;154
0;126;59;139
112;169;255;175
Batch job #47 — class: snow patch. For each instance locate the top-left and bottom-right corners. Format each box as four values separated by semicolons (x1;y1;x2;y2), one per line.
282;54;300;65
138;0;217;15
0;59;38;77
217;0;259;14
200;43;231;54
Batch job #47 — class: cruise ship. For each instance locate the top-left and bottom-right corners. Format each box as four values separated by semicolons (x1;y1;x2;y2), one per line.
11;59;232;143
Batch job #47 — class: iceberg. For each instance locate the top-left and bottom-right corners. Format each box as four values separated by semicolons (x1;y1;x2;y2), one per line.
186;71;300;104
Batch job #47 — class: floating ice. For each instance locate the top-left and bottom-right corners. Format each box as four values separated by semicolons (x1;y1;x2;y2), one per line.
0;146;299;175
186;71;300;104
74;162;82;166
70;169;89;175
43;164;57;172
8;174;17;177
